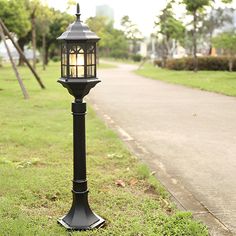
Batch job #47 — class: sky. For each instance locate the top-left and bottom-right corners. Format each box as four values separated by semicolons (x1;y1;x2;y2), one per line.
46;0;236;37
47;0;172;36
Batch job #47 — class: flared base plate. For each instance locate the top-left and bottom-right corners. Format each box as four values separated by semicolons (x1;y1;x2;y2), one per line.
58;214;105;231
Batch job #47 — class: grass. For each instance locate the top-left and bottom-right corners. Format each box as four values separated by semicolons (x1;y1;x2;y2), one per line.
136;63;236;97
0;62;208;235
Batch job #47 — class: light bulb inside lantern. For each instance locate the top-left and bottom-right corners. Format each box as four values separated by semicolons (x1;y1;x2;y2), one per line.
77;54;84;66
69;53;84;77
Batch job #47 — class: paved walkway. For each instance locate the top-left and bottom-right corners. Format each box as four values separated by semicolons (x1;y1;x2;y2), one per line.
88;63;236;235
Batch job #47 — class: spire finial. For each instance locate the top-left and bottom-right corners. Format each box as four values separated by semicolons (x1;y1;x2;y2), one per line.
76;3;80;14
76;3;81;21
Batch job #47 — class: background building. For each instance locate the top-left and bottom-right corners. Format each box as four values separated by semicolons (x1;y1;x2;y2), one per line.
96;4;114;24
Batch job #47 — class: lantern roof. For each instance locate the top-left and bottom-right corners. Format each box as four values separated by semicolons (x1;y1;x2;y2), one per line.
57;3;100;41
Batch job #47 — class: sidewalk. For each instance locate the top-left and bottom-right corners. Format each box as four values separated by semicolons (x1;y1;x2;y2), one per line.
88;62;236;235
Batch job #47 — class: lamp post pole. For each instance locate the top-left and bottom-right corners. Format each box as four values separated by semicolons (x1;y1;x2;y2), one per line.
58;101;104;230
57;3;105;230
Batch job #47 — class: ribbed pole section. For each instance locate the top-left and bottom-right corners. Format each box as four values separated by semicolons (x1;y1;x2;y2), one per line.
72;101;87;192
58;101;105;230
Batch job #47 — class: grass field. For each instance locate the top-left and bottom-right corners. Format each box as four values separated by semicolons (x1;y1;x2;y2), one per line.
136;63;236;96
0;62;208;235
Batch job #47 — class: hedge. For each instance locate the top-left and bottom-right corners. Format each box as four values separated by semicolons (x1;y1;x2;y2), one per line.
154;57;236;71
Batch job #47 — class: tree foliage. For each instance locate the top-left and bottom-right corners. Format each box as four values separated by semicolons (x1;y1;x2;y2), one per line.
201;7;234;54
213;32;236;53
212;31;236;71
121;15;143;54
0;0;30;38
182;0;212;71
86;16;129;58
44;9;73;62
155;1;185;66
182;0;232;71
0;0;73;66
183;0;211;12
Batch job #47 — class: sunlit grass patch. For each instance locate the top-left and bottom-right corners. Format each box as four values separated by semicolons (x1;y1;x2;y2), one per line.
136;63;236;96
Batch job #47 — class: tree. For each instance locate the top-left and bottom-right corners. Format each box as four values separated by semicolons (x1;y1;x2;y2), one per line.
44;10;73;64
0;0;30;38
25;0;41;69
107;28;129;58
182;0;232;71
121;15;143;55
212;32;236;71
201;7;234;54
0;0;31;65
155;1;185;66
86;16;129;58
182;0;211;71
35;4;53;70
66;0;76;10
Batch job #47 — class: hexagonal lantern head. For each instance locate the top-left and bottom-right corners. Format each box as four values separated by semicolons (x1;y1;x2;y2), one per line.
57;3;101;102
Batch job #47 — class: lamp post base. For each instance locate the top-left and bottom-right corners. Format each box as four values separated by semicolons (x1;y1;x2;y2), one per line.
58;190;105;230
58;214;105;230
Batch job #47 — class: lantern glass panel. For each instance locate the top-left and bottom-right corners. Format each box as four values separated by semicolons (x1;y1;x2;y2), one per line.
86;44;96;78
66;44;86;78
77;66;84;77
87;54;95;65
87;65;95;77
62;66;66;77
61;42;97;79
61;44;67;77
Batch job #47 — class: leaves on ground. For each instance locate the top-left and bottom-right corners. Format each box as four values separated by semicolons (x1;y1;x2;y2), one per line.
115;179;126;187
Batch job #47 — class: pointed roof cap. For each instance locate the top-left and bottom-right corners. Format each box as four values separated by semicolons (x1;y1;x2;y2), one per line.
57;3;100;41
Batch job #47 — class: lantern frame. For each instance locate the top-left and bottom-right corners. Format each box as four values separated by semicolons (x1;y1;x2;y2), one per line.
60;41;97;79
57;5;100;102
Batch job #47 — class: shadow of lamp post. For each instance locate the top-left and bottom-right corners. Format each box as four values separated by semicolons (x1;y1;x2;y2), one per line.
57;3;105;230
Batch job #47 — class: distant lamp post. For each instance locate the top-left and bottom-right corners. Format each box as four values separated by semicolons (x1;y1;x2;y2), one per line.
57;3;105;230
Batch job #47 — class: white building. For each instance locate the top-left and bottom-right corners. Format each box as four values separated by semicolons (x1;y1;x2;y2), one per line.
0;39;38;63
96;5;114;24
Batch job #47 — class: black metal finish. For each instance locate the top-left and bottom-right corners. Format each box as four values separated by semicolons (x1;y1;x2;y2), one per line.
57;3;100;41
57;78;100;102
57;3;104;230
58;101;105;230
57;3;99;80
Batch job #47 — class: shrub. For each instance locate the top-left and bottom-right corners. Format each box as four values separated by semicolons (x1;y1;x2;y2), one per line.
154;59;162;67
154;56;236;71
110;49;129;59
131;54;142;62
51;56;60;62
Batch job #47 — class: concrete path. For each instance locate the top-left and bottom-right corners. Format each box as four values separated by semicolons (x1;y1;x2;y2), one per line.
88;63;236;235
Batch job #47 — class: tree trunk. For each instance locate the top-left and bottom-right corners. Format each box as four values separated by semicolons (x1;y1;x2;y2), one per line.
0;18;45;89
193;10;198;72
132;40;137;54
42;33;46;70
17;39;25;66
208;31;213;55
161;40;167;68
31;9;37;69
228;57;233;72
105;47;110;57
45;45;50;65
0;23;29;99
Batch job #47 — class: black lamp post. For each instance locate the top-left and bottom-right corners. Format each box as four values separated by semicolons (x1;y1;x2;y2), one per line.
57;3;105;230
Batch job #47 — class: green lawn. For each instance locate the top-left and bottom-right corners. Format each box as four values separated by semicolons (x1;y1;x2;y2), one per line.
0;62;208;235
136;63;236;96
